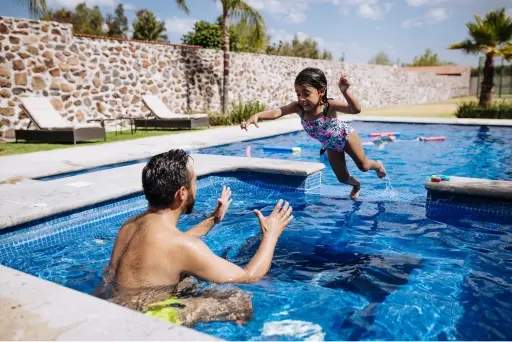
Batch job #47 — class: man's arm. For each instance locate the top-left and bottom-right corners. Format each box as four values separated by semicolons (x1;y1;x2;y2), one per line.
182;200;293;284
185;215;216;238
185;186;232;238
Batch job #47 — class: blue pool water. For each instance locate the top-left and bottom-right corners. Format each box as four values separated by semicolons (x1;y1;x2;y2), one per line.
1;122;512;340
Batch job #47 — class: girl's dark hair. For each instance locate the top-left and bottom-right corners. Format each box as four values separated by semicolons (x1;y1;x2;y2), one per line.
294;67;328;104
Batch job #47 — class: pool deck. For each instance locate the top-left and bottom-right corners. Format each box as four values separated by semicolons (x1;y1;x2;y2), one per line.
425;176;512;201
0;264;220;341
1;115;512;183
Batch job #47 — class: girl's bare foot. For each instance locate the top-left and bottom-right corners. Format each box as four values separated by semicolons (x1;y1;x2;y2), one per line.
350;182;361;200
376;161;387;179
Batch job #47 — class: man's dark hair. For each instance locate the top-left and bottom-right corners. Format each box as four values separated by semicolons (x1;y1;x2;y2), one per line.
142;149;192;208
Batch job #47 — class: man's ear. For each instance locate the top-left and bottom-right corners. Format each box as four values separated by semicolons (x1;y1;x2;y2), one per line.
175;186;187;202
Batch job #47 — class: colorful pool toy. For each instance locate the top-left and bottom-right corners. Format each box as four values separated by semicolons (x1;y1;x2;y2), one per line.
263;146;302;153
370;132;401;137
418;136;446;142
430;174;451;182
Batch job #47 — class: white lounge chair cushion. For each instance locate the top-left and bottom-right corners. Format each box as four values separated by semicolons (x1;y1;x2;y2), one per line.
142;95;207;120
21;97;97;130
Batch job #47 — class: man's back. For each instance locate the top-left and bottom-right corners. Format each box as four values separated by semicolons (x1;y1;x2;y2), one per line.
110;213;185;290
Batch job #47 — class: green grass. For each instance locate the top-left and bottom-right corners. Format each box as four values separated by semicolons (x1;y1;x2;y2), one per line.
0;128;207;157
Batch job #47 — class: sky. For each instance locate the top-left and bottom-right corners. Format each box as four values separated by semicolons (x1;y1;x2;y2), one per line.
3;0;512;66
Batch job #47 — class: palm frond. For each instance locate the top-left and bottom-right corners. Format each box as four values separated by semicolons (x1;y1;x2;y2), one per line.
229;0;265;41
12;0;47;18
499;43;512;61
174;0;190;15
447;39;484;54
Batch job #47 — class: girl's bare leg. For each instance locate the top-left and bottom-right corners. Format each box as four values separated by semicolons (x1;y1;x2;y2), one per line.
345;131;387;178
326;149;361;199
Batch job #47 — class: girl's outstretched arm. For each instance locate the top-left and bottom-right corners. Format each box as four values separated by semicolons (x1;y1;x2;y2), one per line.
241;102;301;131
328;73;361;114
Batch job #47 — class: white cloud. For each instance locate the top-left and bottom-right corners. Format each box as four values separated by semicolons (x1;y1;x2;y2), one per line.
102;23;108;31
48;0;116;8
425;7;448;23
508;8;512;17
402;7;448;28
165;17;198;34
245;0;308;23
123;3;136;11
401;18;423;28
406;0;445;6
336;0;394;20
340;8;350;16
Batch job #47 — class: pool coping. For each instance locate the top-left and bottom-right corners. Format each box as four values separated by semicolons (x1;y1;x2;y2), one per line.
424;176;512;201
0;264;220;341
1;115;512;183
0;154;324;341
0;153;325;230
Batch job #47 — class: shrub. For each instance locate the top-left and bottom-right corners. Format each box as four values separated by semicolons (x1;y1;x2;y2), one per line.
455;101;512;119
209;97;266;126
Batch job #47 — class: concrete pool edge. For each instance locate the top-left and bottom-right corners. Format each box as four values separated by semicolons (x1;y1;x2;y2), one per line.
424;176;512;201
0;264;220;341
0;154;326;230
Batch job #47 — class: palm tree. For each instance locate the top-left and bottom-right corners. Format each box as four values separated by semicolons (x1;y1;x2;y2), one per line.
448;8;512;108
11;0;47;18
217;0;264;114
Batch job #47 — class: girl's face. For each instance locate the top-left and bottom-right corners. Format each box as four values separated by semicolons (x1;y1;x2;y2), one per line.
295;83;325;111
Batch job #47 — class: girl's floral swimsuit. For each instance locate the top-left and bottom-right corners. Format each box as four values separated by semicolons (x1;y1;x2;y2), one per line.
300;102;354;152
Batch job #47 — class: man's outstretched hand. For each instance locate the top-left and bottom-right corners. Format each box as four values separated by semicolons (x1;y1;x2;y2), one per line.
213;186;233;223
253;200;294;239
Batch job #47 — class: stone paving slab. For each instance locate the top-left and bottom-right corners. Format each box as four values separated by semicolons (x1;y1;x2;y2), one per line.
0;264;219;341
424;176;512;201
0;154;325;230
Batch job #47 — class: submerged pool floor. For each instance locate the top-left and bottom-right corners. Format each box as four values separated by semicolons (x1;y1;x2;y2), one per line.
1;122;512;341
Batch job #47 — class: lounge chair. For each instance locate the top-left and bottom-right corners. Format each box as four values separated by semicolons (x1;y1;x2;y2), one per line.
15;96;106;145
135;95;210;131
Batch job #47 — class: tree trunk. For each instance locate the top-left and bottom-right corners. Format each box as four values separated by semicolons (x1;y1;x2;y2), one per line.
479;53;494;108
222;7;230;114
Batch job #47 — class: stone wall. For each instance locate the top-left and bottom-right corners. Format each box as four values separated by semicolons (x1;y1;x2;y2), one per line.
0;16;470;139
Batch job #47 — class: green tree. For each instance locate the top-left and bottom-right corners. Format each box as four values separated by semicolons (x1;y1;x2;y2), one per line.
448;8;512;108
181;16;265;53
217;0;265;114
11;0;47;18
42;2;105;36
266;34;332;60
41;8;74;24
132;9;167;42
410;48;455;66
368;51;392;65
231;19;267;53
73;3;105;35
181;19;239;50
106;4;129;38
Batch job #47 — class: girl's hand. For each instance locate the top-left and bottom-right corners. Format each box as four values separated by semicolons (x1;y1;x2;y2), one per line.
339;73;350;93
241;115;259;131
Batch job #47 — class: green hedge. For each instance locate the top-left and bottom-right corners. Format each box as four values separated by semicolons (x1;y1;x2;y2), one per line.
455;101;512;119
209;97;266;126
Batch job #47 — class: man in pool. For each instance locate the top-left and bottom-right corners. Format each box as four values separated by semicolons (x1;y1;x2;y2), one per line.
96;149;293;326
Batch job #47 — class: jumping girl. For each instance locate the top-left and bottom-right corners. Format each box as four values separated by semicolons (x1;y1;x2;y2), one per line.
240;67;386;199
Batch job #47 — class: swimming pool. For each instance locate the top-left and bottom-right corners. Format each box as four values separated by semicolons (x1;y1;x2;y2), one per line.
1;122;512;340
